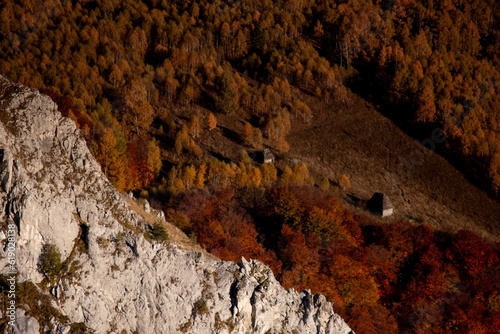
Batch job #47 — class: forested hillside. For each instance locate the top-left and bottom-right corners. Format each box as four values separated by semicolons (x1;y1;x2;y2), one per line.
0;0;499;194
0;0;499;333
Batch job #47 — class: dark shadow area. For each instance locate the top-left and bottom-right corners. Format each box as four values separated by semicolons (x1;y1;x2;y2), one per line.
218;125;242;144
208;150;233;164
347;69;498;201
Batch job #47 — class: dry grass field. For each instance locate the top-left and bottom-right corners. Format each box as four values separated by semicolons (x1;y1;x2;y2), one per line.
287;92;500;242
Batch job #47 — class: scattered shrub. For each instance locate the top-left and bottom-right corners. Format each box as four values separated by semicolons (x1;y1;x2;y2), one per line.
37;243;62;283
146;222;169;242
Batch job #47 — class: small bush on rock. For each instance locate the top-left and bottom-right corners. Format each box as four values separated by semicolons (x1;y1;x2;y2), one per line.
146;222;169;242
38;243;62;283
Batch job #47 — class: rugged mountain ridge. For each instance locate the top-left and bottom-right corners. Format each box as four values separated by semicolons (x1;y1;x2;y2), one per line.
0;76;353;333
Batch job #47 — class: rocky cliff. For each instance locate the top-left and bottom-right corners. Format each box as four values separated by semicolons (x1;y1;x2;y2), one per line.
0;76;353;334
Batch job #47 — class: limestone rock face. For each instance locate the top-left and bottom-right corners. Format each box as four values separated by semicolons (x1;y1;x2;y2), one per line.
0;76;354;334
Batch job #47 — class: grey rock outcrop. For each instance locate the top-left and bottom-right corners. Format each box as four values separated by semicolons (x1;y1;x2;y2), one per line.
0;76;353;334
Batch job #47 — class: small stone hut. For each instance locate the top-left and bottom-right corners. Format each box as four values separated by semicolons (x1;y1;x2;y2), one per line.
368;192;394;217
263;148;275;164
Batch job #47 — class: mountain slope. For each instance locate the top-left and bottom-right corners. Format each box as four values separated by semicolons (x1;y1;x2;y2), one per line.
0;76;353;333
286;92;500;242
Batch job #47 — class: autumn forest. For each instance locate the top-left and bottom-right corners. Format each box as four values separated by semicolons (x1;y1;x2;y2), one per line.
0;0;499;332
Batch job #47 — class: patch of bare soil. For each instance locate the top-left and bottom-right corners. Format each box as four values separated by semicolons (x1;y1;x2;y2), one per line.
287;92;500;242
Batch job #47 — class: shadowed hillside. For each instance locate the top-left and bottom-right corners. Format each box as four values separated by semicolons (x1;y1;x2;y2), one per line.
287;91;500;242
